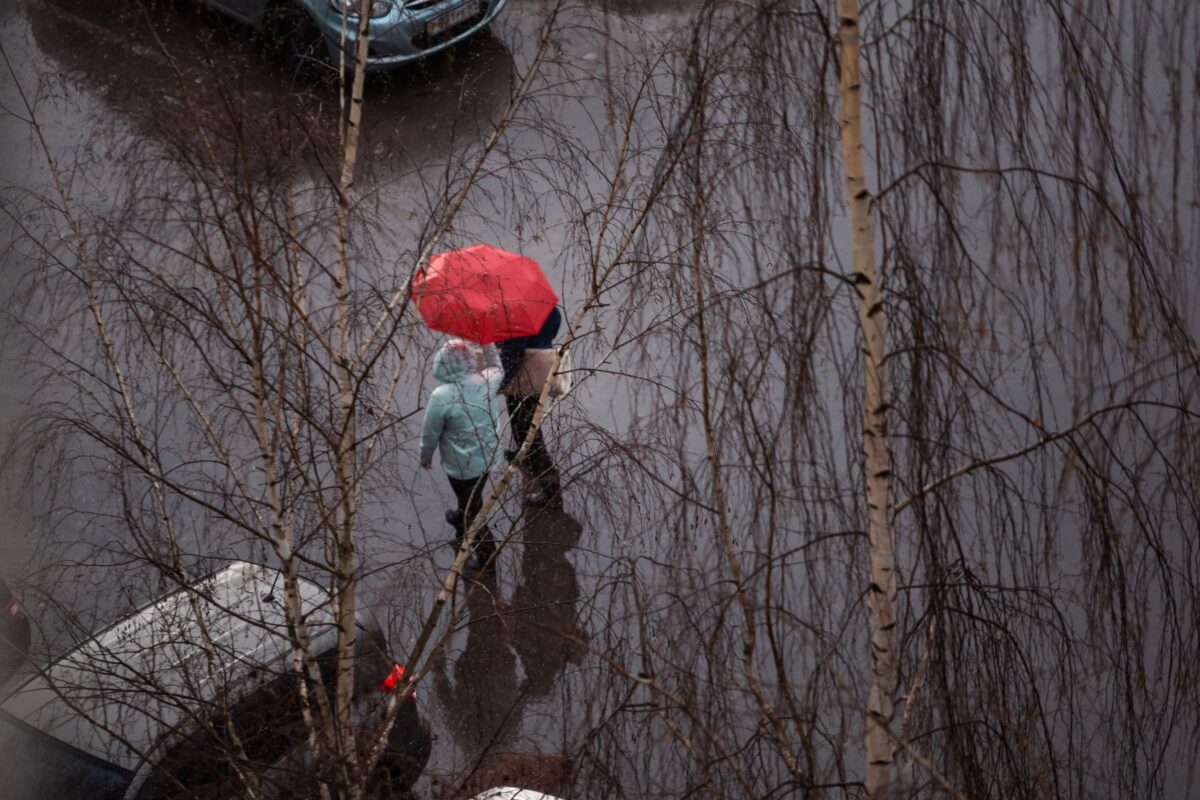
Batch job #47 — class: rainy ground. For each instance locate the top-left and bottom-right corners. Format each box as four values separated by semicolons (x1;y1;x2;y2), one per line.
1;0;1198;798
0;0;694;795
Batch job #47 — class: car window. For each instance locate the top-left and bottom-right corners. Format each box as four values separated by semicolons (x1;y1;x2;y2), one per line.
133;627;389;800
0;711;133;800
134;666;313;800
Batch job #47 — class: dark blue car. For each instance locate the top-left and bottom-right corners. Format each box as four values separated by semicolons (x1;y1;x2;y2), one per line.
206;0;507;73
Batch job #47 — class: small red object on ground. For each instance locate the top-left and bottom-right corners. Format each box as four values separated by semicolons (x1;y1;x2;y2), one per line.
412;245;558;344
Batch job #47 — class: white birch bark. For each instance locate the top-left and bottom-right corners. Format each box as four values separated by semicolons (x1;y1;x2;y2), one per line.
835;1;899;796
331;3;373;787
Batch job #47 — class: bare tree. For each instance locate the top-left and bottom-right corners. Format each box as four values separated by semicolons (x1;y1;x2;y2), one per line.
3;0;1198;799
0;0;581;793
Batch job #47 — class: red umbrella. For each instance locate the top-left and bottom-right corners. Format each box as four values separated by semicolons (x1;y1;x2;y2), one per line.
411;244;558;344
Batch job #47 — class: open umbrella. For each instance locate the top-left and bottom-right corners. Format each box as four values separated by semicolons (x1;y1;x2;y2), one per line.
411;244;558;344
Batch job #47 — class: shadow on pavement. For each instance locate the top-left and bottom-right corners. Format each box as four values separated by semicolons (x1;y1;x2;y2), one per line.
510;505;585;700
430;505;585;799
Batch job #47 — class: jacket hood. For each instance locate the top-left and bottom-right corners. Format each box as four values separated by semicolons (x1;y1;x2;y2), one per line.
432;339;477;383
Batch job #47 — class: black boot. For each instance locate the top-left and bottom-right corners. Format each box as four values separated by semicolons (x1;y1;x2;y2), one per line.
446;508;463;528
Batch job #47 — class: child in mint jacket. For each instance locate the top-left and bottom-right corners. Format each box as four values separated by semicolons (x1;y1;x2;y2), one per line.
419;339;503;568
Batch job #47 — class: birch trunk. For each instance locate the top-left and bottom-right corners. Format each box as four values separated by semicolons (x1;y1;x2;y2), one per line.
835;1;898;796
332;5;373;789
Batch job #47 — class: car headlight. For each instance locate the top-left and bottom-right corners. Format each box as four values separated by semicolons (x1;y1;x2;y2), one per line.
328;0;392;18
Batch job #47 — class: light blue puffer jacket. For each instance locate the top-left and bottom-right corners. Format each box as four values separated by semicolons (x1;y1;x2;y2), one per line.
419;340;504;480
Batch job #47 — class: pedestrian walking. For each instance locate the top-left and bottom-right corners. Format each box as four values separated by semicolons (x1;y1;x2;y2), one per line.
410;243;565;509
419;338;503;570
498;305;563;505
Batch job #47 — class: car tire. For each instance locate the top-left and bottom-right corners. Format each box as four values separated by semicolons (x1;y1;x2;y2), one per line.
264;6;331;82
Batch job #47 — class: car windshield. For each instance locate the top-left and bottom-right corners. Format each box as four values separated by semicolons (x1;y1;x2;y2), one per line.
0;710;132;800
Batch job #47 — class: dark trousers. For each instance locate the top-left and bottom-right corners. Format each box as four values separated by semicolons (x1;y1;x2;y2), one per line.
447;474;487;537
506;394;558;486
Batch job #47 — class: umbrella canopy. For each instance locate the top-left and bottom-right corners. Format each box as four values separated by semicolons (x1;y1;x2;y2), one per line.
412;245;558;344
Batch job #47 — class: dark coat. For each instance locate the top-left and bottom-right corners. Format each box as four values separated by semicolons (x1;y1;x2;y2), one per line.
499;306;562;390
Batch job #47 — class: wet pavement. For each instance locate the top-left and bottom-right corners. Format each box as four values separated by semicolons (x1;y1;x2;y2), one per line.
1;0;1197;798
428;506;584;796
0;0;689;794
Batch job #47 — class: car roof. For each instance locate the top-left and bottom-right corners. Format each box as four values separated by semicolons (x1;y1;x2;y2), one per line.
0;562;334;771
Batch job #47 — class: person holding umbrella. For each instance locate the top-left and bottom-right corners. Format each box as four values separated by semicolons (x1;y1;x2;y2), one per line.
496;306;562;505
412;245;564;554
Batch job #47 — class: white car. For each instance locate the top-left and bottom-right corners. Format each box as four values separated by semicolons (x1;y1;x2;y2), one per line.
0;562;430;799
471;790;570;800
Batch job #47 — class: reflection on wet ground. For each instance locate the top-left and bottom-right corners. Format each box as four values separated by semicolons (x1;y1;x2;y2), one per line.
511;506;584;699
2;1;600;789
22;0;517;171
4;0;1198;793
431;505;584;798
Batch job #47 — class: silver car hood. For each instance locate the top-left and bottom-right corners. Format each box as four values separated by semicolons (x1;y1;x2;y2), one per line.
0;562;334;770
